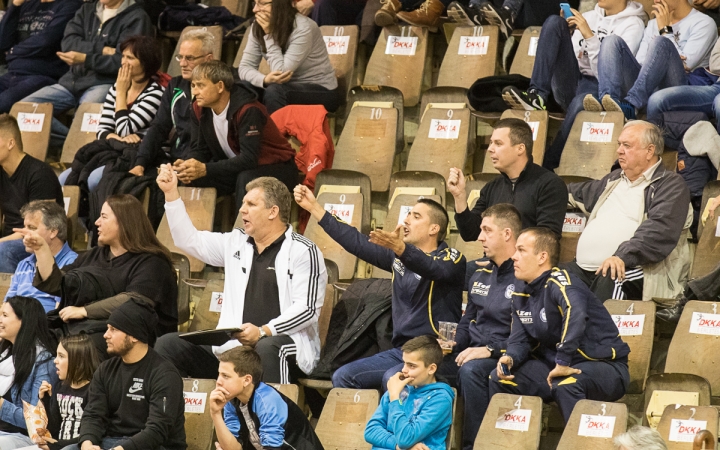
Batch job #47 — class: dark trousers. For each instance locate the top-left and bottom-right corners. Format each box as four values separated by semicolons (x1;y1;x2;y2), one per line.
190;158;299;212
488;358;629;422
0;72;57;113
155;332;303;383
688;261;720;300
262;82;340;115
563;260;644;301
312;0;367;26
530;15;599;170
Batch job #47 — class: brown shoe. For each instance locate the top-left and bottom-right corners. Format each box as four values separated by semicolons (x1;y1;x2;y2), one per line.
396;0;445;29
375;0;401;27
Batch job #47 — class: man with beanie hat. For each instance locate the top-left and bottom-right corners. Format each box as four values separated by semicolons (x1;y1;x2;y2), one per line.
72;298;187;450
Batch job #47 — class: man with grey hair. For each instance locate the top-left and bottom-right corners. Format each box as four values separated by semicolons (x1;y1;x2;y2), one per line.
5;200;77;312
614;425;668;450
564;120;692;301
130;29;217;177
155;169;327;384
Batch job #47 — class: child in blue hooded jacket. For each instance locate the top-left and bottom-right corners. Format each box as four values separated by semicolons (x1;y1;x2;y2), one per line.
364;335;454;450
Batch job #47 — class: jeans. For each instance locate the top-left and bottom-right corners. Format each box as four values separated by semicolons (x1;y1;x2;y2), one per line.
332;347;404;390
472;0;580;28
59;166;104;191
598;34;687;110
647;83;720;132
262;83;340;114
0;431;35;449
21;83;111;148
529;15;599;170
0;72;57;113
61;436;168;450
0;239;30;274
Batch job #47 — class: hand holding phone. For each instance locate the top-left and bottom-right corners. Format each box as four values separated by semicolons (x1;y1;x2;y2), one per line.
560;3;574;18
501;363;511;376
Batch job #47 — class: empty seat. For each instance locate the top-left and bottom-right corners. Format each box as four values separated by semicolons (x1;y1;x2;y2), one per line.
656;404;718;447
316;169;373;234
347;85;404;155
642;373;711;428
556;400;628;450
437;25;499;89
10;102;53;162
476;393;543;449
315;388;379;450
557;111;624;179
509;27;541;78
168;26;223;77
58;103;103;168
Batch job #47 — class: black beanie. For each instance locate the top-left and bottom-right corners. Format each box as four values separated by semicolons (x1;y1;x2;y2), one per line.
108;297;158;344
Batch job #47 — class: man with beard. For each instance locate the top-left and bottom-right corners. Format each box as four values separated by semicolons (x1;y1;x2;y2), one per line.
71;298;187;450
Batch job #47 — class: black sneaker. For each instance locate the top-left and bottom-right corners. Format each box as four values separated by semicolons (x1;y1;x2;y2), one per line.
478;1;515;39
446;1;482;26
502;86;546;111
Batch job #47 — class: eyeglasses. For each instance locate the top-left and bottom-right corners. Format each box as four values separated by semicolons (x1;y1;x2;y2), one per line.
175;54;210;63
253;0;272;7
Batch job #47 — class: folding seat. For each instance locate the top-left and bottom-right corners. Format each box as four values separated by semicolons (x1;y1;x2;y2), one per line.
10;102;53;162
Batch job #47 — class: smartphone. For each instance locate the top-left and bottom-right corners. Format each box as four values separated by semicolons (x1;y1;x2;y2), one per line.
501;363;511;376
560;3;574;17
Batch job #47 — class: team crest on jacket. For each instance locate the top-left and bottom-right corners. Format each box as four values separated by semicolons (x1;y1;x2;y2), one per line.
505;284;515;299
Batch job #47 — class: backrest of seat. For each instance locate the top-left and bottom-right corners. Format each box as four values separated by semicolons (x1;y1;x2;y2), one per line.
267;383;300;405
364;26;428;107
556;400;628;450
234;28;271;72
0;273;12;301
318;284;336;348
320;25;359;96
10;102;53;162
642;373;711;427
60;103;104;165
173;252;191;325
656;404;718;449
448;387;463;450
315;169;373;234
390;171;447;207
476;394;543;449
557;111;624;179
347;85;405;154
385;193;443;231
692;181;720;279
509;27;541;78
559;176;593;263
406;107;471;180
437;25;499;89
304;190;363;280
189;279;225;332
183;378;217;450
420;87;470;114
333;105;397;192
481;110;548;173
603;300;655;394
665;300;720;395
62;185;80;250
157;187;217;273
168;26;223;77
315;388;379;450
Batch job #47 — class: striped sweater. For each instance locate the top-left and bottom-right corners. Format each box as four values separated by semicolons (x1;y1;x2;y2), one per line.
97;80;164;139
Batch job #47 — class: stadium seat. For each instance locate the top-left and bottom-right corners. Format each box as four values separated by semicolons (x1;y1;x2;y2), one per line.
0;273;12;300
267;383;303;408
556;111;624;180
603;300;655;394
509;27;541;78
189;278;224;332
332;104;398;192
234;28;270;73
315;169;373;234
453;174;501;262
364;26;429;107
419;87;470;115
476;393;543;449
483;109;548;173
390;171;447;207
62;185;81;250
315;388;379;450
437;25;499;89
9;101;53;162
385;192;442;232
556;400;627;450
346;85;405;155
58;103;103;169
448;388;463;450
319;283;337;349
320;25;359;97
173;252;191;325
168;26;223;77
156;186;217;273
656;404;718;447
406;105;471;180
182;378;217;450
691;181;720;279
642;373;711;428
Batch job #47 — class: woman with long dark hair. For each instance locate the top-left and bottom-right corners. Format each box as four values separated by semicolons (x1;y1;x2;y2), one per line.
238;0;339;114
0;296;58;449
15;194;178;356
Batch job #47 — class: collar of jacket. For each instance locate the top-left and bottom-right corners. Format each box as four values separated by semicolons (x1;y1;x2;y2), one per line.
523;268;553;295
95;0;135;21
608;158;668;184
499;158;534;184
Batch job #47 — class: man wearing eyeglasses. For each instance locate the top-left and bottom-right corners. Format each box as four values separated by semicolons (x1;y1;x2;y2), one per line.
130;29;216;177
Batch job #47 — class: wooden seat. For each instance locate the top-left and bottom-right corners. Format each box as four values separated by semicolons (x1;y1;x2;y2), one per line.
449;388;464;450
691;181;720;279
168;26;223;77
172;252;191;325
157;187;217;273
304;187;364;280
268;383;301;406
347;85;404;155
603;300;655;394
665;300;720;395
315;388;379;450
58;103;103;168
364;26;429;107
482;110;548;173
406;106;471;180
556;400;628;450
559;176;593;263
437;25;499;89
390;171;447;206
234;28;270;73
182;378;217;450
319;283;337;349
386;193;443;231
453;174;501;261
189;279;225;331
509;27;541;78
0;273;13;300
656;404;718;449
62;185;81;250
642;373;711;427
420;87;470;114
475;393;543;449
10;102;53;162
332;105;398;192
320;25;359;97
556;111;624;179
315;170;373;234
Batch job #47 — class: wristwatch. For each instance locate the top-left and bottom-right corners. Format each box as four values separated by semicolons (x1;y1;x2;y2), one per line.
659;26;673;36
486;345;496;358
258;325;267;339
